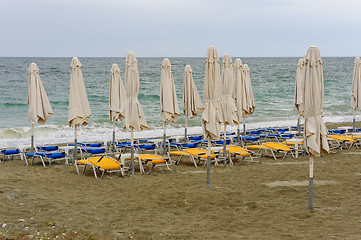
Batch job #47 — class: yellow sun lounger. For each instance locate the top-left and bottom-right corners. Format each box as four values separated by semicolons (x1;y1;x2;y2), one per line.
139;154;172;174
246;142;293;161
345;134;361;139
75;156;126;179
169;148;217;168
328;135;357;150
226;145;261;164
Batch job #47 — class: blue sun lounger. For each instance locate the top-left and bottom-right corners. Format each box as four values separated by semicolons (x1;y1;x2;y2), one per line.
25;146;67;167
1;149;21;162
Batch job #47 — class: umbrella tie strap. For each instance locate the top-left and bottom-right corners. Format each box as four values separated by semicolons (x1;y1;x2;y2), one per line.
204;99;221;103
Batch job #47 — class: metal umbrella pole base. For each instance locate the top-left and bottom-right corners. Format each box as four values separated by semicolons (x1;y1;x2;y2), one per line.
206;137;211;189
309;155;314;210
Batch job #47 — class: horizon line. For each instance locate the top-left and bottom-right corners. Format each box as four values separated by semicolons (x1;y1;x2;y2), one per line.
0;55;357;58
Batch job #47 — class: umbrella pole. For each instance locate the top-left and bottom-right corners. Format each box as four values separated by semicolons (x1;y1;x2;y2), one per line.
243;118;246;135
353;109;356;132
74;125;77;163
237;122;240;144
113;120;116;152
163;121;167;155
309;154;314;210
131;127;134;175
185;117;188;142
223;124;227;161
206;136;211;189
297;116;301;136
31;123;35;153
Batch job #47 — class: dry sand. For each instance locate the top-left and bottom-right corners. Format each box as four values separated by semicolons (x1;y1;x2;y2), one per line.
0;122;361;239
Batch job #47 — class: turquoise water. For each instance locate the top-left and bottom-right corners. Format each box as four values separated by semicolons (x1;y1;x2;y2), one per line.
0;57;356;148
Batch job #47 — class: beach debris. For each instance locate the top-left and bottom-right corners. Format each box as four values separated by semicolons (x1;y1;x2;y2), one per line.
2;223;6;228
18;219;25;222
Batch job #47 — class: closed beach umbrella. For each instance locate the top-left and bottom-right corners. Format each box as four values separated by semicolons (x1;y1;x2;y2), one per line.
233;58;245;142
27;63;53;152
123;52;148;174
68;57;91;162
109;64;126;151
160;58;180;153
351;56;361;132
241;64;255;135
220;54;238;156
202;46;222;188
302;46;329;210
183;65;202;140
295;58;305;135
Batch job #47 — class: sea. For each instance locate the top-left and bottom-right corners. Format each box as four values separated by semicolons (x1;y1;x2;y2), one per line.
0;57;356;148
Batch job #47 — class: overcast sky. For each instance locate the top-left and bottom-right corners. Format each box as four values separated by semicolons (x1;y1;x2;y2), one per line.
1;0;360;57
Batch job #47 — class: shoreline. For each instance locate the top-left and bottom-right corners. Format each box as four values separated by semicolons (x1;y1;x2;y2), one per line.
1;120;361;149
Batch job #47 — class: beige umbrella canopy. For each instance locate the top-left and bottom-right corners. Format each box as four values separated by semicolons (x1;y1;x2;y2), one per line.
233;58;245;141
294;58;305;135
202;46;222;140
110;64;126;122
123;52;148;132
220;54;238;156
27;63;53;152
68;57;91;161
68;57;91;127
160;58;180;152
303;47;329;157
109;63;126;149
233;58;245;119
295;58;305;116
123;52;148;174
238;63;255;136
202;46;222;188
220;54;238;126
302;46;329;210
161;58;180;122
351;56;361;131
183;64;202;139
242;64;255;118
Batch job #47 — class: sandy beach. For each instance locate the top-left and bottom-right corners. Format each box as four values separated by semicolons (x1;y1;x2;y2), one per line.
0;122;361;239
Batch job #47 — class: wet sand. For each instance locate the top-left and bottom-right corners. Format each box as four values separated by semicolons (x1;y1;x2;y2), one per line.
1;122;361;239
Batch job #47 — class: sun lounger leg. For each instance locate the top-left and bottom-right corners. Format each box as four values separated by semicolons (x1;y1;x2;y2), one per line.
165;161;170;171
139;158;145;174
174;155;183;171
100;170;106;179
75;162;80;174
147;163;155;175
39;156;46;167
228;156;234;165
23;154;29;165
203;160;207;168
238;156;245;166
92;165;98;179
191;156;197;168
82;165;87;174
